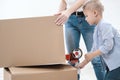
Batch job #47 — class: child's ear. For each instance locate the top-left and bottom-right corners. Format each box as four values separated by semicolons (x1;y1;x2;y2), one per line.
94;10;98;17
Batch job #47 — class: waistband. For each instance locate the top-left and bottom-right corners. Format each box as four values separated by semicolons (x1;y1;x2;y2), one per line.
71;11;85;17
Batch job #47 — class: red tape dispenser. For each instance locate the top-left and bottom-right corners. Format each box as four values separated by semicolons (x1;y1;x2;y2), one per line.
65;48;83;64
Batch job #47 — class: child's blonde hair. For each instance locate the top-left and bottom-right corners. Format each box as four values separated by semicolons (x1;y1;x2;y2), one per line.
83;0;104;15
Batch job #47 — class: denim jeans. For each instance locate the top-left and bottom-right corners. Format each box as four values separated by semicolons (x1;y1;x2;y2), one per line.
104;67;120;80
65;15;106;80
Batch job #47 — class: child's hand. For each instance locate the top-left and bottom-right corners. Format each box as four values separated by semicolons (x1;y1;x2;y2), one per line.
75;59;89;69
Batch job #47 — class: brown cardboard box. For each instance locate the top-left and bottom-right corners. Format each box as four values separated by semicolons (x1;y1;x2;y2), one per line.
0;16;65;67
4;64;77;80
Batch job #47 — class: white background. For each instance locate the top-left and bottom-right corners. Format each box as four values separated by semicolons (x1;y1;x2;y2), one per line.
0;0;120;80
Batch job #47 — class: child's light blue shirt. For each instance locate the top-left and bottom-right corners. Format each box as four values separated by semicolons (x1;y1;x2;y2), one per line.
91;19;120;71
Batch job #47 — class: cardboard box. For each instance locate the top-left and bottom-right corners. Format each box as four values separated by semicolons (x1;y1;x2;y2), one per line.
4;64;77;80
0;16;65;67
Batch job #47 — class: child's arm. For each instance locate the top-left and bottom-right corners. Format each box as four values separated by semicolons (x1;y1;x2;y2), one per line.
76;50;102;69
85;50;102;62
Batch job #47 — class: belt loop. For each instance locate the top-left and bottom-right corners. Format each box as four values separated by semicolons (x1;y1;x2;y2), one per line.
76;12;78;16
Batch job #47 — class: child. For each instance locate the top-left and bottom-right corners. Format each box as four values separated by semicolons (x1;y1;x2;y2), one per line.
76;0;120;80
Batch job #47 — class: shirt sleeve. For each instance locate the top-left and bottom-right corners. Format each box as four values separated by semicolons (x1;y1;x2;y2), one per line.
99;23;114;54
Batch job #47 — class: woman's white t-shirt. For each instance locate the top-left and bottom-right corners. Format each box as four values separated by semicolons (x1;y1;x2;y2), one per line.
65;0;90;12
65;0;89;12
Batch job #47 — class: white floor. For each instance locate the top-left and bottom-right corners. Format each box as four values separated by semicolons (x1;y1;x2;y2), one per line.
80;62;97;80
0;68;3;80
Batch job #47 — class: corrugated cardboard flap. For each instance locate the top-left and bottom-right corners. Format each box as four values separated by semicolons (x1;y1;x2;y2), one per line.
9;64;77;75
4;64;77;80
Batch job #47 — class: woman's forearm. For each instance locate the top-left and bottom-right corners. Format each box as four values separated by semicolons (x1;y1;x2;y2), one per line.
58;0;66;12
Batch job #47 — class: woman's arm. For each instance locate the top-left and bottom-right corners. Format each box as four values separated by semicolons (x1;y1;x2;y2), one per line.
54;0;66;16
58;0;66;12
55;0;86;25
65;0;86;15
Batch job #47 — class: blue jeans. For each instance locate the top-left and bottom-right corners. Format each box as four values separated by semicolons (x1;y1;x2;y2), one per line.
104;67;120;80
65;15;106;80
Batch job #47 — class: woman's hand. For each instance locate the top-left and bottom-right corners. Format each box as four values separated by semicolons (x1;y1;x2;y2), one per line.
54;10;71;26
